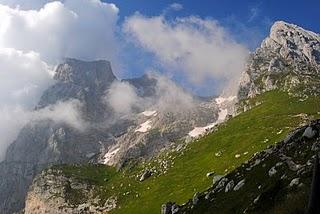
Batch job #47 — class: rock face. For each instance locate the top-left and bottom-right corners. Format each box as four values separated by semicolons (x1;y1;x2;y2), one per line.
24;168;117;214
99;73;220;168
38;58;116;122
0;59;220;213
238;21;320;99
174;119;320;213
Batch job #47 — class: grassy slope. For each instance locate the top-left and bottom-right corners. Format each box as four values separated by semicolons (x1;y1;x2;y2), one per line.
57;90;320;214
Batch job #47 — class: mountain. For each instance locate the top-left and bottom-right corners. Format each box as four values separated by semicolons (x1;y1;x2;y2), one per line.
19;21;320;214
0;59;221;213
2;20;320;214
166;21;320;213
238;21;320;100
0;58;119;213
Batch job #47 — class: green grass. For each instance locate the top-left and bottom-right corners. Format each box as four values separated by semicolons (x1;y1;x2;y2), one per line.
56;90;320;214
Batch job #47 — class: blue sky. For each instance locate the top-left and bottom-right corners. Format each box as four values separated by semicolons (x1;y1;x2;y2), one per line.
105;0;320;96
111;0;320;36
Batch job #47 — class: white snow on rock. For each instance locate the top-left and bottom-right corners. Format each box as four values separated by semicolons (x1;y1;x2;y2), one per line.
103;147;120;165
135;120;152;133
215;96;236;105
188;108;228;138
188;123;216;138
142;110;157;117
218;109;228;121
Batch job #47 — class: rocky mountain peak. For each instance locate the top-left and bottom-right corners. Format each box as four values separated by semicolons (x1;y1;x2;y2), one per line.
238;21;320;99
54;58;116;88
261;20;320;65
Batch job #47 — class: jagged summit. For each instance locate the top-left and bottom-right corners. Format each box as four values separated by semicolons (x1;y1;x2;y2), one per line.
54;58;116;87
238;21;320;99
262;20;320;65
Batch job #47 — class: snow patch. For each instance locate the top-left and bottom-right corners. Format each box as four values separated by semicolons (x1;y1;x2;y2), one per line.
215;96;236;105
142;110;157;117
103;147;120;165
218;109;228;121
135;120;152;133
188;108;228;138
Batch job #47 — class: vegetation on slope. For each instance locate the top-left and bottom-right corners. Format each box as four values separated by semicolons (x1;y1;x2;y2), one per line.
53;90;320;213
178;120;319;213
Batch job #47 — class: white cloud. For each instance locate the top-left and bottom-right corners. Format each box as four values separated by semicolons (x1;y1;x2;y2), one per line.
248;6;260;22
0;0;53;10
0;48;54;108
150;72;195;112
32;99;87;130
0;0;121;159
0;0;119;63
123;14;249;94
105;81;142;115
105;72;196;116
0;99;86;161
0;48;87;160
168;3;183;11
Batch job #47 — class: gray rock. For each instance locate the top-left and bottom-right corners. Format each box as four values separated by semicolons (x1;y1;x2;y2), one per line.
233;179;245;191
268;166;277;176
303;126;317;139
225;180;235;192
192;192;200;205
213;175;224;184
289;178;300;187
171;204;180;214
139;170;152;182
238;21;320;100
161;202;174;214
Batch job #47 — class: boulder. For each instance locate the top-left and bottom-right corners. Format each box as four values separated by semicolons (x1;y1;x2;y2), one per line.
268;166;277;176
206;172;215;177
225;180;235;192
303;126;317;139
139;170;152;182
234;179;245;191
289;178;300;187
161;202;174;214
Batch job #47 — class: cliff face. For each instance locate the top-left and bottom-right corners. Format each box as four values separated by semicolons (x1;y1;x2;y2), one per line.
238;21;320;99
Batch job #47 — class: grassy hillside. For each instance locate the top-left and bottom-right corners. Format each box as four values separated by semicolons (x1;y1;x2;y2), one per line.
178;120;320;213
55;90;320;213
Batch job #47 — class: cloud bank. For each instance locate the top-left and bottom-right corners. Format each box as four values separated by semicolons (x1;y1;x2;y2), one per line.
0;0;119;63
0;99;86;160
123;14;249;94
106;81;142;116
105;72;196;117
0;1;252;159
0;0;120;160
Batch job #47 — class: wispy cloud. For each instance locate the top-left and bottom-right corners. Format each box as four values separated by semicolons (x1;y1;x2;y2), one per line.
248;6;260;22
123;14;249;95
169;3;183;11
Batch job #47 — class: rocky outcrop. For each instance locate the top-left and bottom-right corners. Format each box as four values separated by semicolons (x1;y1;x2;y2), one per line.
171;120;320;213
238;21;320;99
24;167;117;214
